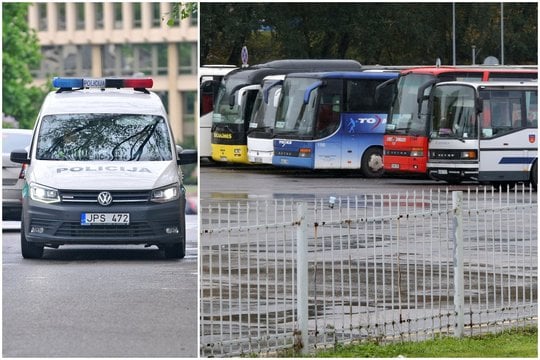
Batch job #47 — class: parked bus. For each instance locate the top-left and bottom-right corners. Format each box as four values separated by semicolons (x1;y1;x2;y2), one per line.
382;66;537;176
272;71;398;176
211;59;363;164
247;75;285;164
247;67;409;165
199;65;237;159
425;80;537;187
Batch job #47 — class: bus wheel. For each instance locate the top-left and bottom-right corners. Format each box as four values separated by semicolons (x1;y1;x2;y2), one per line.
531;161;537;190
361;147;384;178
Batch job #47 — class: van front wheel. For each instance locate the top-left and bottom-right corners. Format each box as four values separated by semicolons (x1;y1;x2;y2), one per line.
163;241;185;259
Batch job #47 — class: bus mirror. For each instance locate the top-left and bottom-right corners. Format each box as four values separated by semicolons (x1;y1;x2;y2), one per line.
303;80;323;104
417;79;438;105
375;78;397;104
273;88;282;107
237;84;261;106
263;80;283;104
475;98;483;113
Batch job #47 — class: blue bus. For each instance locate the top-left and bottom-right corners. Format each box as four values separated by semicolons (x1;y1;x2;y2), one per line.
272;71;398;176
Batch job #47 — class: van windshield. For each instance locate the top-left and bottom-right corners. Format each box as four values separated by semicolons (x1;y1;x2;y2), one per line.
36;114;173;161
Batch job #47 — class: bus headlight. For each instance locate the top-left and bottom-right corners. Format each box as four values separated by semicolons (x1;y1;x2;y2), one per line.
298;148;312;158
151;184;180;203
30;183;60;204
461;150;477;159
410;148;424;157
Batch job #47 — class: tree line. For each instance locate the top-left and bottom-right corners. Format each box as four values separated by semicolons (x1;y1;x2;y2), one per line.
200;2;537;67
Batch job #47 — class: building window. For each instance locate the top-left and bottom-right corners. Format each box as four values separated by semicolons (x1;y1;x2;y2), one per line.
102;44;168;77
189;10;197;26
33;45;92;78
37;3;47;31
56;3;66;31
157;44;168;75
151;3;161;27
182;91;197;143
132;3;142;28
75;3;85;30
114;2;123;29
178;43;196;75
95;3;104;29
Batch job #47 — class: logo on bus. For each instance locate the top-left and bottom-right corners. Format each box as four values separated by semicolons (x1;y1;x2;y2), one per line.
347;115;386;133
529;134;536;143
214;132;232;139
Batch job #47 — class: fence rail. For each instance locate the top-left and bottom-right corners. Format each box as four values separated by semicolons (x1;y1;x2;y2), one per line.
200;186;537;357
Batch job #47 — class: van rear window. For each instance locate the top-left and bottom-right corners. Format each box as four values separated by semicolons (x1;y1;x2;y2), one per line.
36;114;173;161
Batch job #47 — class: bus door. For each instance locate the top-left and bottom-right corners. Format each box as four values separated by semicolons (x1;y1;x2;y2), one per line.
311;80;342;169
478;89;538;182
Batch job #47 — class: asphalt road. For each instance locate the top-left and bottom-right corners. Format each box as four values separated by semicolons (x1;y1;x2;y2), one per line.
2;215;198;358
200;164;481;204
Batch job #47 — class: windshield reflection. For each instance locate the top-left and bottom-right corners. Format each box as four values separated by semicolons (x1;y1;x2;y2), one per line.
36;114;173;161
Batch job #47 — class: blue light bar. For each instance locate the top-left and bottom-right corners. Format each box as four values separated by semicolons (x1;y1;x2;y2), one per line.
52;77;153;89
52;77;83;88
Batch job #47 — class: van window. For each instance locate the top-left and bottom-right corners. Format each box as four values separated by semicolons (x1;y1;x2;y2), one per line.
36;114;173;161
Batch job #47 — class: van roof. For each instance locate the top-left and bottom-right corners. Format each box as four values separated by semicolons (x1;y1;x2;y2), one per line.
39;89;167;117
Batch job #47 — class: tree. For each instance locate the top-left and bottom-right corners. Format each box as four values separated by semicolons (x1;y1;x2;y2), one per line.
200;3;537;66
166;2;198;26
2;3;47;129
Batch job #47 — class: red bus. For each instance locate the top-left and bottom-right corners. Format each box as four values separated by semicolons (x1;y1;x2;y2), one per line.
383;66;537;176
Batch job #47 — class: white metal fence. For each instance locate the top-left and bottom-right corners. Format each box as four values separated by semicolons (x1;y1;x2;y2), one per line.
200;186;537;357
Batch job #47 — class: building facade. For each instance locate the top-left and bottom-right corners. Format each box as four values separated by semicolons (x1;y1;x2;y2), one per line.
28;2;198;146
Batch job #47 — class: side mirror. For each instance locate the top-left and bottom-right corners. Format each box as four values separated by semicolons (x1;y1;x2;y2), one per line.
303;80;323;104
177;148;197;165
10;150;30;164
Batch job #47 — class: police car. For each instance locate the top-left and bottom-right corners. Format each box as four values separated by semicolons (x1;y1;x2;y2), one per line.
10;77;197;259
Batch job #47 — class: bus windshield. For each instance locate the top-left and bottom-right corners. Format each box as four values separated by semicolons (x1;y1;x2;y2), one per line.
249;82;281;131
274;78;320;138
430;85;477;139
386;73;433;136
212;78;246;125
36;114;173;161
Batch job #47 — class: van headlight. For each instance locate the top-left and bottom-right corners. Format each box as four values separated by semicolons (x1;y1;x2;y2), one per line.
30;183;60;204
151;183;180;203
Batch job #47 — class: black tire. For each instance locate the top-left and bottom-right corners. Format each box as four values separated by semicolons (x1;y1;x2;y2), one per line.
361;147;384;178
531;161;537;190
163;241;186;259
20;216;44;259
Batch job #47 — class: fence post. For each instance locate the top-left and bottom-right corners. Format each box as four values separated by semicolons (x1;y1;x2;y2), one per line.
452;191;464;338
296;202;309;354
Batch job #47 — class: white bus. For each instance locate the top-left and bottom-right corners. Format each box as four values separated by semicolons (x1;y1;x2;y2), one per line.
247;75;285;164
426;80;537;187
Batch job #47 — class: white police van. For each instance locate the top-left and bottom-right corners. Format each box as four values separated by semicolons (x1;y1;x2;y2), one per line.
10;77;197;259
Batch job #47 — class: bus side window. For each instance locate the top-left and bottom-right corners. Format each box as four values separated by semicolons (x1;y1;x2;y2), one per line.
316;95;340;138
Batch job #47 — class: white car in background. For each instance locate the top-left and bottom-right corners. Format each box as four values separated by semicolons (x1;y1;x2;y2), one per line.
2;128;33;220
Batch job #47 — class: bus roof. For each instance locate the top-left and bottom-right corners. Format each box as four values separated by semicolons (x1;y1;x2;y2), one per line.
284;71;398;80
223;59;363;84
401;65;538;76
436;80;538;90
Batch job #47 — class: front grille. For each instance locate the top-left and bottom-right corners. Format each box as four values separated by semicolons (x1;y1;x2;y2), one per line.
429;150;460;160
55;222;155;238
60;190;151;204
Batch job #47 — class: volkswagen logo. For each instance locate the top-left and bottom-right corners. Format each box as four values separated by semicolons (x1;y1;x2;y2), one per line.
97;191;113;206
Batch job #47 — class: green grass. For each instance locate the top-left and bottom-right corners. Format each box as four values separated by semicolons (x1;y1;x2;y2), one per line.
308;327;538;358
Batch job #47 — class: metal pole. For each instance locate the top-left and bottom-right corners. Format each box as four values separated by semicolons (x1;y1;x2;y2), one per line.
296;202;309;354
452;3;456;65
500;3;504;65
452;191;464;338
